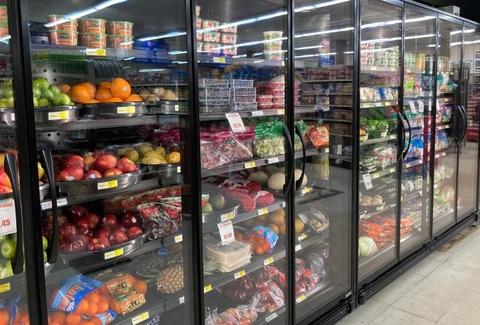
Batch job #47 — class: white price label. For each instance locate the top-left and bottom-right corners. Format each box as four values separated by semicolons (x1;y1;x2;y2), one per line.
363;173;373;190
325;148;329;153
132;312;149;325
0;199;16;236
104;248;124;260
48;111;68;121
265;313;278;322
295;244;302;251
267;157;279;164
10;113;14;122
337;144;342;155
179;296;185;304
177;166;182;173
409;100;417;113
251;110;264;117
174;235;183;243
58;198;68;207
335;159;341;164
117;106;135;114
97;180;118;190
225;113;246;133
217;220;235;245
174;105;179;112
418;101;425;113
41;201;52;210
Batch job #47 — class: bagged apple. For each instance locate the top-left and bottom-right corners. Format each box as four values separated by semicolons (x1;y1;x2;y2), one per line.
217;274;255;303
205;304;258;325
251;280;285;314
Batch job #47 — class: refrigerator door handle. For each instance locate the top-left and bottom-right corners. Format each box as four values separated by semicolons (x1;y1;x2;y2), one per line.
402;113;412;160
397;113;406;161
283;124;294;195
41;150;58;264
456;105;466;146
294;122;306;191
5;154;23;274
460;105;468;143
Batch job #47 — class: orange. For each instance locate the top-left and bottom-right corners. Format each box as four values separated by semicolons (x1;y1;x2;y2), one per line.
124;94;143;102
95;88;113;102
84;99;100;104
99;294;111;304
104;97;123;103
98;284;110;295
126;274;137;286
89;317;103;325
50;323;62;325
0;308;9;325
84;303;98;317
132;280;148;295
97;82;111;89
74;299;89;315
110;78;131;100
69;85;90;104
109;300;122;314
254;244;264;255
85;290;100;304
47;315;52;324
78;82;96;99
51;311;66;324
96;300;109;313
19;314;29;323
57;84;71;94
66;313;82;325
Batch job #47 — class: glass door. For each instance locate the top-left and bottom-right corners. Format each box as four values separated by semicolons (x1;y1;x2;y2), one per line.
25;1;193;324
194;1;291;324
457;23;479;221
432;16;463;235
400;7;436;258
358;0;402;283
293;0;354;322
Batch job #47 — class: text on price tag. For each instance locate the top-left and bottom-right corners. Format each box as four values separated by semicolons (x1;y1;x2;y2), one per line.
117;106;135;114
217;220;235;245
132;312;149;325
48;111;68;121
97;180;118;190
225;113;246;132
363;173;373;190
104;248;124;260
0;199;16;236
0;283;10;293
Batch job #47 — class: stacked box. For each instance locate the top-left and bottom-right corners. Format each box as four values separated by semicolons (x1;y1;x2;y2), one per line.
198;79;257;112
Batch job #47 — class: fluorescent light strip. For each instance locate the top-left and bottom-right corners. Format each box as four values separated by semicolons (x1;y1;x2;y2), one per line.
451;29;474;35
123;56;135;60
138;31;186;41
232;54;247;58
119;41;134;45
294;0;349;12
168;50;188;55
217;37;287;50
295;52;337;58
296;26;353;38
361;16;435;30
172;61;188;64
405;33;435;40
95;0;127;10
406;16;436;23
139;68;165;72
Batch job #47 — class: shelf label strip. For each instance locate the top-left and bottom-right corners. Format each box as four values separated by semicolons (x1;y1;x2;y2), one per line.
97;180;118;190
0;283;10;293
264;256;274;265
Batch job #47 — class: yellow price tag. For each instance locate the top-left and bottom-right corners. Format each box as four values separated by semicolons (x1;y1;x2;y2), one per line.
371;66;377;71
405;164;411;168
264;256;274;266
385;102;391;106
258;208;268;216
298;233;307;241
104;248;124;260
373;173;380;178
48;111;68;121
174;105;179;111
277;109;285;115
244;162;256;168
220;212;234;221
301;187;311;195
213;57;226;63
390;168;396;173
117;106;136;114
204;284;212;293
86;48;106;56
132;312;149;325
175;235;183;243
97;179;118;190
234;270;246;279
0;283;10;293
296;295;307;303
390;135;396;139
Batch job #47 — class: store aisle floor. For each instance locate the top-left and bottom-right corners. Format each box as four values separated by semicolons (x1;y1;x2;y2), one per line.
336;226;480;325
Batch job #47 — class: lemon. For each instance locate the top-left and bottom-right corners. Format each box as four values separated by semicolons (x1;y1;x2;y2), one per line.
166;151;181;163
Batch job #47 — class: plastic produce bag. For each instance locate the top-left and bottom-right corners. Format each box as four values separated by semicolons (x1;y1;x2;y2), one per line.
245;226;279;254
137;203;180;240
216;274;256;303
50;275;102;312
200;131;253;169
205;304;258;325
251;280;285;313
254;121;285;158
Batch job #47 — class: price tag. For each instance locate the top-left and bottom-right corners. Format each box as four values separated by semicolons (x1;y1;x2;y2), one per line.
265;312;278;322
385;102;391;106
117;106;135;114
390;135;396;140
179;296;185;304
132;312;149;324
428;99;432;111
375;103;382;107
217;220;235;245
174;105;179;112
363;173;373;190
86;48;106;56
0;283;10;293
177;166;182;173
267;157;279;164
264;256;274;265
418;101;424;113
251;110;264;117
373;173;380;178
296;295;307;303
295;244;302;251
41;201;52;210
405;163;411;168
104;248;124;260
409;101;417;113
204;284;212;293
337;144;342;155
301;187;311;195
325;148;329;153
258;208;268;216
48;111;68;121
220;212;234;221
390;168;396;173
174;234;183;243
298;233;307;241
0;199;16;236
360;212;366;220
10;113;14;122
213;57;226;63
277;109;285;115
371;66;377;71
376;205;384;211
58;198;68;207
225;113;246;133
97;180;118;190
234;270;246;279
244;161;256;169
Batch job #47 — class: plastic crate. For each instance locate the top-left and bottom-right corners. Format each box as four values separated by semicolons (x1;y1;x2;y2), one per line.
231;87;256;96
230;79;254;88
200;104;230;113
198;78;230;88
232;95;256;104
199;87;230;98
231;102;257;111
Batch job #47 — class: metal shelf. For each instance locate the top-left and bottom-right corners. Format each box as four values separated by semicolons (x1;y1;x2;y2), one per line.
360;165;397;183
403;159;423;169
359;204;397;220
35;115;158;132
360;135;396;146
302;79;353;83
362;66;399;73
360;101;399;109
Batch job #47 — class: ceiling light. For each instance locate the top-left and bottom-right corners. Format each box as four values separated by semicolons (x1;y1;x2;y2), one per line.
139;68;165;72
169;50;187;55
296;26;354;38
295;52;337;58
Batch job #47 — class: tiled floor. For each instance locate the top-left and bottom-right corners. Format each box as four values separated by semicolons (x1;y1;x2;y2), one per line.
337;226;480;325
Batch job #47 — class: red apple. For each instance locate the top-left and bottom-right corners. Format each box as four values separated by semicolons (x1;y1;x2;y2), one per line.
86;212;100;230
94;154;117;173
59;165;84;181
59;222;78;241
0;169;11;189
83;170;102;180
0;185;12;194
103;168;123;177
100;214;117;228
69;205;87;223
109;230;128;245
84;155;96;171
113;223;127;233
63;155;86;169
126;226;143;240
76;218;89;232
121;211;140;227
81;229;94;238
95;227;111;239
117;157;137;173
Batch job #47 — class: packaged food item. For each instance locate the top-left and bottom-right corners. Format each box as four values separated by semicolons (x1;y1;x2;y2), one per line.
221;33;237;44
264;41;282;51
371;143;397;167
80;33;106;48
0;25;8;38
202;20;220;29
306;124;329;148
48;30;78;46
137;203;181;239
107;35;133;49
205;240;252;272
254;121;287;158
203;31;220;43
220;24;237;34
106;21;133;36
206;305;258;325
200;131;253;169
223;47;237;56
263;50;283;60
102;272;146;315
217;274;256;303
196;31;202;41
263;31;283;40
47;15;77;31
203;42;220;54
50;275;102;312
0;6;7;19
244;226;279;254
195;5;201;17
78;18;106;33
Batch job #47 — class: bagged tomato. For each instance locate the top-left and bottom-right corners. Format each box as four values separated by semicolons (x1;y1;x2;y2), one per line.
306;124;329;148
50;275;102;312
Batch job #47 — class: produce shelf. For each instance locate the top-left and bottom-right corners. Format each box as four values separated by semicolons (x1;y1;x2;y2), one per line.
295;278;333;304
403;158;423;169
360;134;396;146
359;231;416;268
295;188;343;205
360;165;397;183
36;115;158;132
359;204;396;220
0;274;27;300
360;100;399;109
131;83;189;87
362;66;399;73
112;290;167;325
199;106;316;121
330;105;353;108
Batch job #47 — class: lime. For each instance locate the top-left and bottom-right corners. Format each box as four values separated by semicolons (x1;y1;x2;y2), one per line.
0;235;6;244
49;85;61;96
0;99;8;108
1;238;15;259
4;97;14;108
41;89;54;101
42;236;48;251
38;99;51;106
33;97;39;106
3;87;13;98
43;251;47;263
52;93;71;106
33;78;49;90
4;79;12;86
33;88;41;99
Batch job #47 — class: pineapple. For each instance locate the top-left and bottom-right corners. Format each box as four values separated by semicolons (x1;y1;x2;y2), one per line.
134;252;166;279
156;265;184;294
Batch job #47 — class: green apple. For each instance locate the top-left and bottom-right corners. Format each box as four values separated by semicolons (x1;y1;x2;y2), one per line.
38;99;51;107
42;236;48;251
1;238;15;259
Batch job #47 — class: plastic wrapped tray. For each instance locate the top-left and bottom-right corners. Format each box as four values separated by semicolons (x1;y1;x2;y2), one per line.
232;95;256;104
200;98;230;105
200;104;230;113
231;87;256;96
199;87;230;98
230;79;254;88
